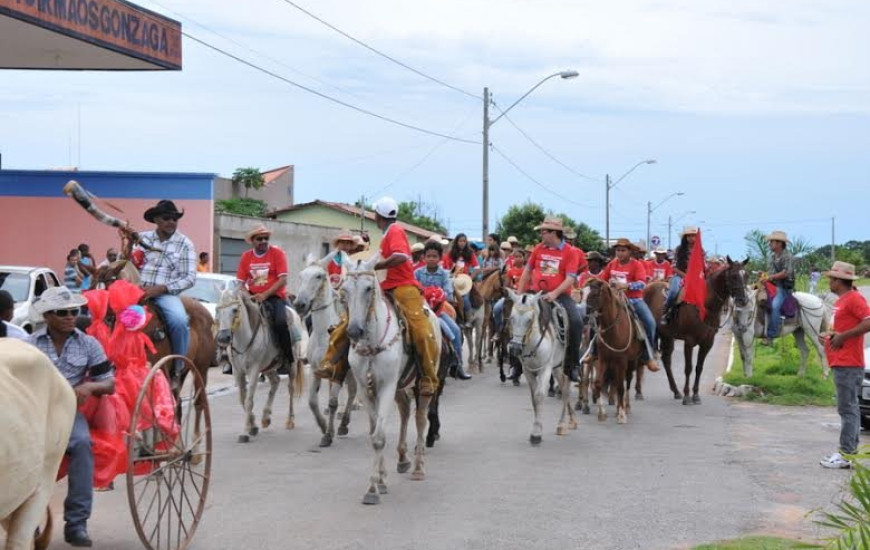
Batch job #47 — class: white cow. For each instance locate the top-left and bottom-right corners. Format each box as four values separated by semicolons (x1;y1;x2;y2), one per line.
0;339;76;550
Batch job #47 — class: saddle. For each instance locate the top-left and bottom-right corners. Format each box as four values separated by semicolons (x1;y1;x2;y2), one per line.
383;291;423;389
538;299;568;346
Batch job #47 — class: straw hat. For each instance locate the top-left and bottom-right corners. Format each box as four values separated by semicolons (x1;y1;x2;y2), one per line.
33;286;87;315
427;234;450;246
635;241;647;253
654;247;668;255
765;230;790;244
411;242;425;253
610;238;638;251
534;216;566;232
680;226;699;238
454;274;473;296
507;236;520;245
499;241;513;252
244;223;272;244
824;261;859;281
331;230;356;247
565;228;577;240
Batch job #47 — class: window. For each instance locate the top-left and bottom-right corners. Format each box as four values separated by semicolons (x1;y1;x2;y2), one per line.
321;242;330;257
34;274;48;297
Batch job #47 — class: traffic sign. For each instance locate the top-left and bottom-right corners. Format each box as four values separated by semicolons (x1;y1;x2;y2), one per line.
650;235;662;248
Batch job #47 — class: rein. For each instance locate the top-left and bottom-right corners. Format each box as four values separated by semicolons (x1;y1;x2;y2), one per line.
216;297;265;355
512;304;549;360
346;271;401;357
592;288;634;353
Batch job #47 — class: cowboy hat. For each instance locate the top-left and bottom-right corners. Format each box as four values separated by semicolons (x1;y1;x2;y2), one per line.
610;238;638;251
244;223;272;244
680;226;699;238
454;274;473;296
765;230;790;244
33;286;87;315
144;200;184;223
565;228;577;240
635;241;647;253
587;251;605;262
411;242;425;253
427;234;450;246
653;247;668;255
331;230;356;247
507;236;520;245
534;216;566;232
824;261;859;281
500;241;513;251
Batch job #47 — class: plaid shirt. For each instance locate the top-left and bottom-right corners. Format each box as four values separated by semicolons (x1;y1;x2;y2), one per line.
27;328;114;387
136;230;196;293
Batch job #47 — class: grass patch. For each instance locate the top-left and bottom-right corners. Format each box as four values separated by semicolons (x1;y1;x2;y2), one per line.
725;337;836;406
693;535;811;549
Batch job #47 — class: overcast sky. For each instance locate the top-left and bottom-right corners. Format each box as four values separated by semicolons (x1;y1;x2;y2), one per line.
1;0;867;256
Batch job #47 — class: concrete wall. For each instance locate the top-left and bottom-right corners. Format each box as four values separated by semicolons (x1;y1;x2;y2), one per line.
214;213;339;291
213;167;294;212
272;204;433;247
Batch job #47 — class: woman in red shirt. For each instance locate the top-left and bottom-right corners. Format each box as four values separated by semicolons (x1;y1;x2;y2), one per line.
442;233;479;276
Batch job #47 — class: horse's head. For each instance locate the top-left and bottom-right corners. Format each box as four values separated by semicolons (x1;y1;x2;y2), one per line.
294;252;338;316
505;288;539;356
214;282;245;348
723;256;750;307
584;279;609;318
344;260;379;342
732;288;758;334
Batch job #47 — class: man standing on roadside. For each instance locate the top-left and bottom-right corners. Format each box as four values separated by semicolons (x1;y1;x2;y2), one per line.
819;261;870;469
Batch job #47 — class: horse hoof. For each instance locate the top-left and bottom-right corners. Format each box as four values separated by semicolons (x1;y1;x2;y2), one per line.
285;419;295;430
598;414;607;422
410;471;425;481
319;434;333;447
426;437;435;448
574;402;582;411
512;378;520;387
529;434;542;446
692;395;702;404
500;373;506;383
582;406;591;415
249;426;259;437
617;416;627;425
608;397;615;406
682;396;691;406
337;425;349;436
262;418;271;429
397;461;411;474
556;426;568;436
635;394;645;401
362;492;380;505
674;393;682;400
570;419;579;430
237;434;250;443
377;483;388;494
547;389;556;398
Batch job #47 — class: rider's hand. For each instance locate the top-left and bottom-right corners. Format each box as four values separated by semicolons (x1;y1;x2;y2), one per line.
252;293;268;303
140;285;167;301
74;384;92;406
543;291;559;302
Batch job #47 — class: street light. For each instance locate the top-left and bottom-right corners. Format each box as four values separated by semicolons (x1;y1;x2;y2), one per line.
482;70;578;238
646;192;684;252
604;159;656;247
667;210;696;249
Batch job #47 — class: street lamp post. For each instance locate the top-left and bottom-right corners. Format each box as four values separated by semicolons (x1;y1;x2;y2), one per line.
605;160;657;247
667;210;696;249
482;70;578;239
646;192;684;252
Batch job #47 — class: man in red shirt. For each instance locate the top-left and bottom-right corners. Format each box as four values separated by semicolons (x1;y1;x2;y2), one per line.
647;248;674;282
819;261;870;469
236;223;294;374
517;216;583;381
600;238;660;372
315;197;439;397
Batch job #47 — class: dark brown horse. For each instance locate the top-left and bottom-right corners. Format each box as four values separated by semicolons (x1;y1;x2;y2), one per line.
658;257;748;405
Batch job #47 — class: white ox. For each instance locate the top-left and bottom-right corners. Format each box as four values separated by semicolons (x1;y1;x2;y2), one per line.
0;339;76;550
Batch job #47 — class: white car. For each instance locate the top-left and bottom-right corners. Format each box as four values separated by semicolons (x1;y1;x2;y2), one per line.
0;266;63;334
181;273;237;319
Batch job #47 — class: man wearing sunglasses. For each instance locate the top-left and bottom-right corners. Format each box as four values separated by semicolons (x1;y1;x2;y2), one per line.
235;223;294;375
27;287;115;548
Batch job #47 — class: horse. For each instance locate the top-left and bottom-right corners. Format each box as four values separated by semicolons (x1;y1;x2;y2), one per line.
459;284;486;374
732;285;830;378
477;268;507;363
214;285;307;443
293;254;359;448
425;332;452;448
658;257;749;405
505;289;577;444
343;257;441;505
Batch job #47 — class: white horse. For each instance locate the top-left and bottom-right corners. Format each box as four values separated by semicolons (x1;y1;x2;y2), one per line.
506;289;578;445
343;257;441;505
732;288;830;378
294;253;358;448
215;286;307;443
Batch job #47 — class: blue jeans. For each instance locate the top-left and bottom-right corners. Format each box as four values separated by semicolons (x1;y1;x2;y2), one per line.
438;313;463;367
767;286;788;339
666;275;682;306
152;293;189;372
463;293;472;316
493;298;505;334
629;298;656;361
65;412;93;531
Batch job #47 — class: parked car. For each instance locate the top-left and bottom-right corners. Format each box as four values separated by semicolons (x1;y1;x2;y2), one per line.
860;347;870;430
0;266;62;333
181;273;237;320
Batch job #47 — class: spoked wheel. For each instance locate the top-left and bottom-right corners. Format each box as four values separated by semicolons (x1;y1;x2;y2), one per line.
126;355;212;550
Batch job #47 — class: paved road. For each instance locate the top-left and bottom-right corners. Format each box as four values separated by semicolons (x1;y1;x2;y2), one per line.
44;331;855;550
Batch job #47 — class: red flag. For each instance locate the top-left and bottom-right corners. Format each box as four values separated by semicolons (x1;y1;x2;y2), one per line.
683;230;708;321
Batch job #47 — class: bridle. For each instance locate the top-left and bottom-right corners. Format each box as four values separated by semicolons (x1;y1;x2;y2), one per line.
303;267;337;317
587;283;634;353
510;302;549;361
215;295;264;355
345;271;400;357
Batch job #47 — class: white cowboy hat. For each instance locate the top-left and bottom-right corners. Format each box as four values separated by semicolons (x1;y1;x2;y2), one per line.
654;247;668;254
33;286;87;315
411;242;425;253
427;234;450;246
534;216;566;232
680;226;699;238
499;241;513;251
507;236;520;245
824;261;859;281
331;230;356;247
454;274;473;296
765;230;790;243
245;223;272;244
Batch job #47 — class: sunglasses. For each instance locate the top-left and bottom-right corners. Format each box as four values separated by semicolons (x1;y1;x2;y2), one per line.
49;308;80;317
254;236;270;242
158;215;180;222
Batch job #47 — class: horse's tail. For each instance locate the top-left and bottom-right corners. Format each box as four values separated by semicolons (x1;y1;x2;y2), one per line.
293;358;305;399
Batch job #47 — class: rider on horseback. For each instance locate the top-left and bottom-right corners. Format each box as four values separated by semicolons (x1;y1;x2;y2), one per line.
328;230;357;289
315;197;440;397
236;223;295;372
762;230;795;345
517;216;585;382
664;226;702;321
131;200;195;381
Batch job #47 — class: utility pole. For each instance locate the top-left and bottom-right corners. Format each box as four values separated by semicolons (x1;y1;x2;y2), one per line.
481;87;490;241
604;174;611;248
831;216;836;264
359;195;365;233
646;201;652;253
667;215;673;250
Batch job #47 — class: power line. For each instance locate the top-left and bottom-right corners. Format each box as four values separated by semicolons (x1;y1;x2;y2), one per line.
183;31;479;145
491;145;596;209
274;0;480;101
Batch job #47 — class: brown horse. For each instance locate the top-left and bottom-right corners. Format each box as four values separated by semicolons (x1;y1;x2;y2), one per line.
658;257;748;405
478;268;506;360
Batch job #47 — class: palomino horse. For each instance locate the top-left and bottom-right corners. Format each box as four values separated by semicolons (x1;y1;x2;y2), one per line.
293;254;359;448
732;286;830;377
215;286;307;443
506;289;577;444
343;257;441;505
459;284;486;373
584;279;648;424
659;257;749;405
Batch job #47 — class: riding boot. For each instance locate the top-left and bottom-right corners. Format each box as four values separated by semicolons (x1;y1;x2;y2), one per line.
455;362;472;380
221;361;232;375
566;363;580;383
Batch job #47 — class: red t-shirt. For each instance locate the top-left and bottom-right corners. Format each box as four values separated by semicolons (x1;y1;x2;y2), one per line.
441;251;479;274
826;290;870;368
327;258;343;288
526;243;580;295
573;247;588;274
576;270;602;288
505;266;524;289
380;223;421;291
647;259;673;282
600;258;648;299
237;246;288;299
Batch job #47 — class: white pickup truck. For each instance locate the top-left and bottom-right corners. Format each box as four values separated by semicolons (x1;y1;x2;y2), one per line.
0;265;63;334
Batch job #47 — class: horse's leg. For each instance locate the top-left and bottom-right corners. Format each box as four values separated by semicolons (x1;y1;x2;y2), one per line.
692;342;712;404
308;375;328;436
426;391;440;448
548;374;556;398
682;343;694;406
527;369;544;445
616;359;628;424
412;394;432;481
809;322;830;378
792;329;810;377
555;369;576;435
363;381;396;505
594;358;607;421
338;375;357;436
320;381;342;448
578;357;591;414
262;369;280;429
635;361;645;401
625;366;634;410
285;359;301;430
475;317;485;373
395;389;412;475
660;336;681;399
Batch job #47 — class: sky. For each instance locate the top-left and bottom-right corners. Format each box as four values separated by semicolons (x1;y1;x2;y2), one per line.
1;0;868;257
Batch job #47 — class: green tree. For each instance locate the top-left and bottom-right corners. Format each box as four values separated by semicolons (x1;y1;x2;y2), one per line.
215;198;268;217
397;200;447;234
744;229;771;272
496;202;547;247
232;167;265;198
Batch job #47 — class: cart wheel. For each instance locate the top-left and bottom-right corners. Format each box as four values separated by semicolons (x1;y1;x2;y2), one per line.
127;355;212;550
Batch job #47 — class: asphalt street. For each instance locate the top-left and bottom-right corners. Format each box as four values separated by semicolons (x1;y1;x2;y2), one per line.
43;328;856;550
